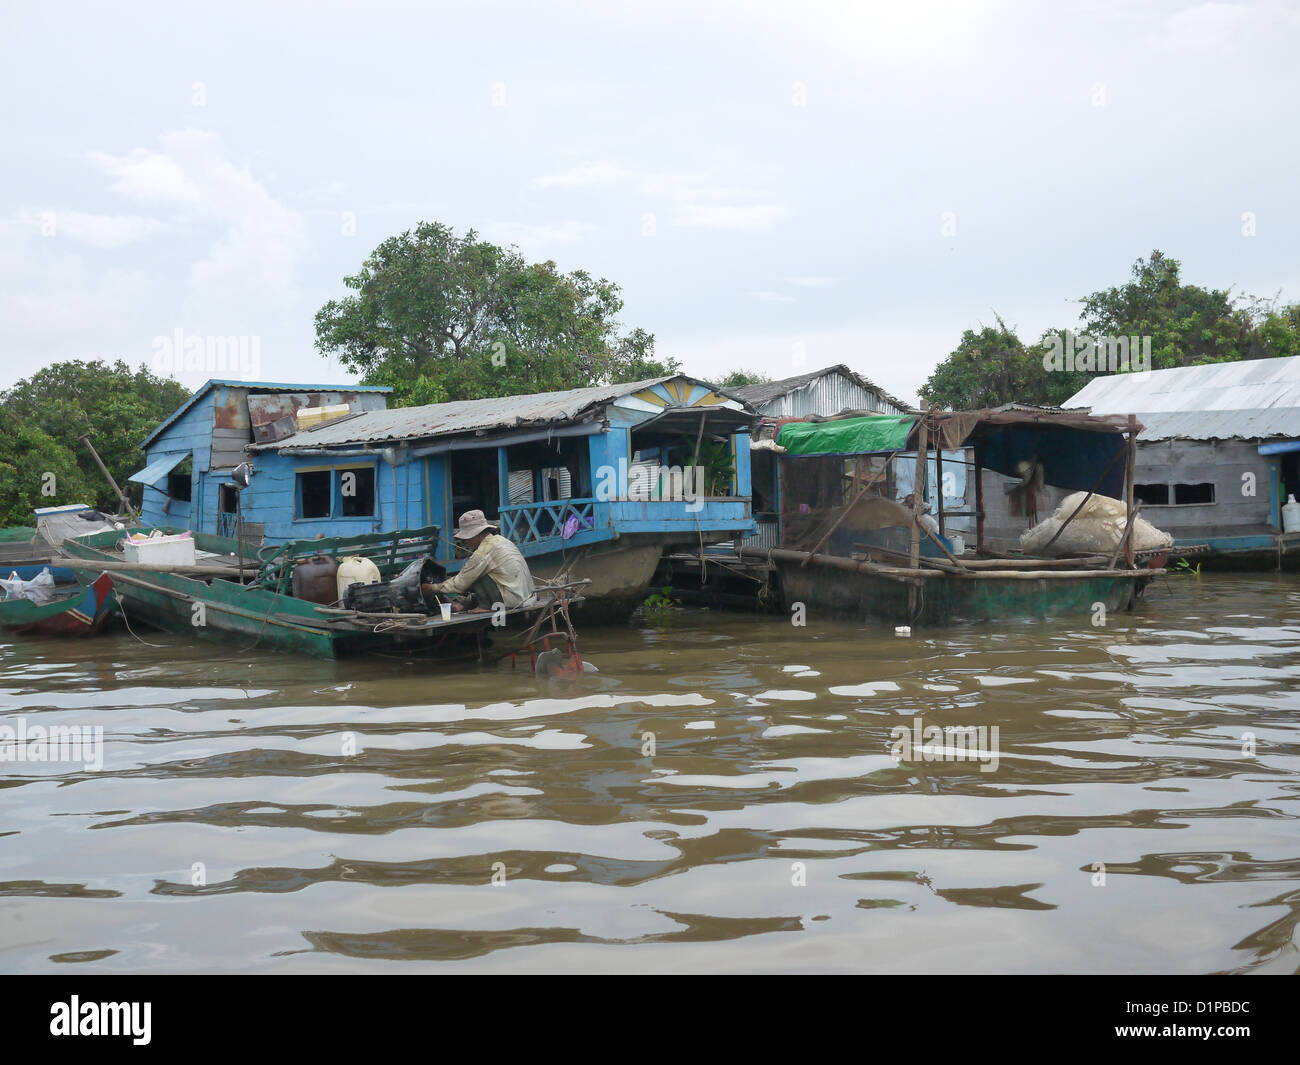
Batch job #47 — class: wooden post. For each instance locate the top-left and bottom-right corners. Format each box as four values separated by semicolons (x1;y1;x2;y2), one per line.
908;405;929;617
909;404;928;571
973;440;985;554
1124;414;1137;568
935;446;945;537
79;434;138;519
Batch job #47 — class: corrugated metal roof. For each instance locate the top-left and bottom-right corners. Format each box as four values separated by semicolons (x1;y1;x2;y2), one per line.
1067;356;1300;413
255;375;748;451
142;379;392;447
730;365;911;415
1131;408;1300;441
1065;356;1300;429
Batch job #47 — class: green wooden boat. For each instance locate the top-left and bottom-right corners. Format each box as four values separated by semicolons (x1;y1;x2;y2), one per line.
57;525;513;659
0;572;118;637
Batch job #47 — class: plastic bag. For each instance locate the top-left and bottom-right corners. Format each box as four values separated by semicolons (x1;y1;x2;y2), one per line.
0;567;57;605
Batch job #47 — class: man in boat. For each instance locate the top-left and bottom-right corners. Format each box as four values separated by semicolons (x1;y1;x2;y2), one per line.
424;509;537;611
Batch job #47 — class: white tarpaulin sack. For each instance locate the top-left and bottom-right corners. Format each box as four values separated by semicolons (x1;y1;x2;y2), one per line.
0;567;58;605
1020;493;1173;557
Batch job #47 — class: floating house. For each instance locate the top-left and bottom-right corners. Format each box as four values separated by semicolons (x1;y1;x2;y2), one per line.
132;381;393;538
729;365;913;550
1066;356;1300;567
736;406;1157;626
130;376;758;613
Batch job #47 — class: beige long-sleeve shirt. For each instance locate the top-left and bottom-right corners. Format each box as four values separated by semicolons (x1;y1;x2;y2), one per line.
433;533;537;608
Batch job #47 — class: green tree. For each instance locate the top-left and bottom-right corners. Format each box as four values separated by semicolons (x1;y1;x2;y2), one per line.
0;424;97;526
314;221;680;405
1077;250;1258;368
714;369;772;388
920;313;1084;409
0;360;192;516
922;252;1300;409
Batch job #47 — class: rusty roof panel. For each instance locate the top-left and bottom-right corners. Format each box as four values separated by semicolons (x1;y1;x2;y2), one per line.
246;391;388;443
254;376;750;451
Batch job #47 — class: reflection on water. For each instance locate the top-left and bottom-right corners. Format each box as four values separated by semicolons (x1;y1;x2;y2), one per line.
2;573;1298;973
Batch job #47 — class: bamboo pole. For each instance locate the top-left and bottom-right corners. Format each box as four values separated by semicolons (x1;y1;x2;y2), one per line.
799;455;895;566
974;441;985;552
915;512;968;569
740;545;934;582
1108;501;1141;570
79;435;139;519
740;544;1157;581
62;558;258;577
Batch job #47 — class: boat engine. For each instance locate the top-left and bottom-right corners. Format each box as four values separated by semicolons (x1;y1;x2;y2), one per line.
342;555;446;613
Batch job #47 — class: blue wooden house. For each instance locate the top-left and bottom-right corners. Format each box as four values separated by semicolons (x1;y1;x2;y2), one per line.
130;376;758;612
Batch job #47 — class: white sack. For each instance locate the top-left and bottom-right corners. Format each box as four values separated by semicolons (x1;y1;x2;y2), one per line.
1020;493;1173;557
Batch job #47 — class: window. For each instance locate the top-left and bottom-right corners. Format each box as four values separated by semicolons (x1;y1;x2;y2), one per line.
1174;482;1214;505
1134;483;1170;506
167;458;193;502
338;466;375;517
297;470;331;519
218;483;239;514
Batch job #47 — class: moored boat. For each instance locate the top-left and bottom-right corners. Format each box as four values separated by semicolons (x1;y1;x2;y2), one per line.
58;524;584;661
0;572;117;638
735;405;1167;627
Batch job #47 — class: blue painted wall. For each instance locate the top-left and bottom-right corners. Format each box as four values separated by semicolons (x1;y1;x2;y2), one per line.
140;396;211;529
139;380;756;562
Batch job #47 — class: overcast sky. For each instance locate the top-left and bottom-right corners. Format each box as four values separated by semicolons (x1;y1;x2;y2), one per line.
3;0;1298;405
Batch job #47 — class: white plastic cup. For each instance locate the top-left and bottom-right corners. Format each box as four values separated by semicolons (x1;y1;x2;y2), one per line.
440;603;452;622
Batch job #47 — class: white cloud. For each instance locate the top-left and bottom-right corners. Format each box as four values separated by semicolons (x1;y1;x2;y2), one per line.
87;146;204;206
87;129;307;310
642;172;786;232
673;201;786;231
15;208;162;249
485;219;595;255
662;323;964;408
785;276;838;287
748;290;798;303
1159;1;1299;52
0;227;153;382
534;161;630;188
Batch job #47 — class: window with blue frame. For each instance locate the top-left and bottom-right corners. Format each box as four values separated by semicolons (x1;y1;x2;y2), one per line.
297;470;331;518
295;464;376;519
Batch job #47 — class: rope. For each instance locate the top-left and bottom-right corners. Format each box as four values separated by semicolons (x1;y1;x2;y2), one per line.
112;591;168;648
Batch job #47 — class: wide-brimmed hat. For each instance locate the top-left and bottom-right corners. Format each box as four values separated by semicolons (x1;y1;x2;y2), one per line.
453;509;498;539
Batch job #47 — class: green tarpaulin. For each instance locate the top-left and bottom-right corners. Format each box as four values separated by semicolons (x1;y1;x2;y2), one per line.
776;415;915;456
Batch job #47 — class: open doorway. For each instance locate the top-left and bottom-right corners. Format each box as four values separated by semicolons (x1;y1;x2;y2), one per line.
450;449;500;523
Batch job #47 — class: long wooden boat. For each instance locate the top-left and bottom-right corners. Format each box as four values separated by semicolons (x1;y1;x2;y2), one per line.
730;406;1169;627
58;525;580;660
0;572;117;637
742;546;1156;625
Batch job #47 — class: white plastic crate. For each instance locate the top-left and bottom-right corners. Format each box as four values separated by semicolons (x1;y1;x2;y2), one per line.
122;533;196;566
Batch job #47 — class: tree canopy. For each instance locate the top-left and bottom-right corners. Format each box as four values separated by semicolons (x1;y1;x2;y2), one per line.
0;360;191;524
315;221;680;406
713;369;772;388
920;251;1300;409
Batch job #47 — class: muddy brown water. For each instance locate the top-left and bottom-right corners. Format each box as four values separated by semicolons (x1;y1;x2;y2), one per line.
2;572;1298;973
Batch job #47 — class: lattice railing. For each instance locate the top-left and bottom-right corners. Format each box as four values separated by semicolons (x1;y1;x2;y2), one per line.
498;498;599;545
